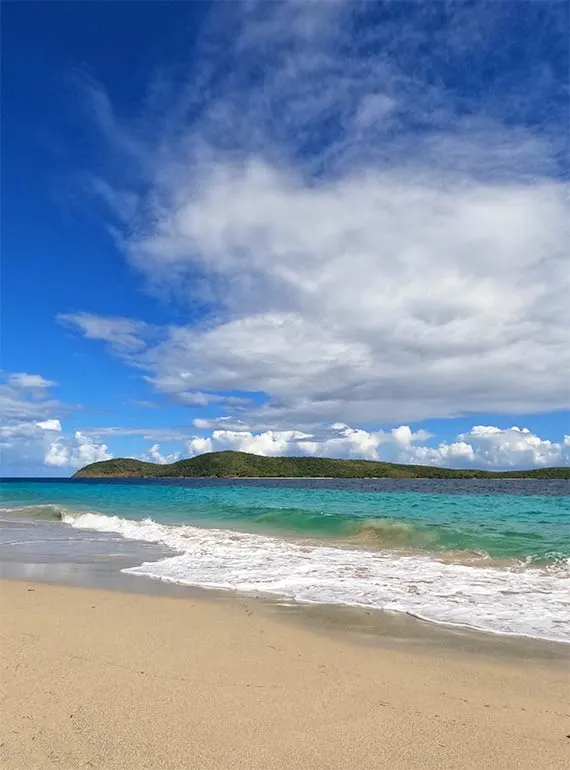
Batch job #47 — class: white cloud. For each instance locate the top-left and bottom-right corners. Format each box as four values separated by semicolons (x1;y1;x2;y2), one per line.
36;419;62;432
186;423;431;463
184;424;569;470
0;375;61;422
158;388;251;408
0;373;110;472
81;426;192;443
192;417;251;432
44;431;112;468
187;429;316;459
4;404;566;471
403;425;570;469
141;443;181;465
8;373;56;389
69;162;568;424
126;162;567;426
185;436;213;457
62;2;568;431
1;420;111;473
58;312;148;352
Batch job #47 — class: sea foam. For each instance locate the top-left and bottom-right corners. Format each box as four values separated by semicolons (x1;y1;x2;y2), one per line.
63;511;570;644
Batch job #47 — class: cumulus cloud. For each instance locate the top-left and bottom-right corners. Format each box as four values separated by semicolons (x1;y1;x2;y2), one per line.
187;429;316;459
1;419;111;473
0;372;110;473
184;424;570;470
66;2;568;428
44;432;112;468
141;443;181;465
403;425;570;469
185;423;431;463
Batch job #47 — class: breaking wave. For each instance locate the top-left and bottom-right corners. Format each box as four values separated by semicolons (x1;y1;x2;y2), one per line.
346;518;436;548
0;504;67;521
61;510;570;644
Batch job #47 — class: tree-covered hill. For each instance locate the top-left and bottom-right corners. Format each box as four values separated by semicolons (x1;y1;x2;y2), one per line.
72;451;570;479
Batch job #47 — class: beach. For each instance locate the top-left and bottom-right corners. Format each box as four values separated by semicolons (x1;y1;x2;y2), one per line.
2;579;569;770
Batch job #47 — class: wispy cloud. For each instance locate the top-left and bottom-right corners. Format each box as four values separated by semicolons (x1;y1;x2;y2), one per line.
58;312;149;352
0;374;62;423
81;425;190;443
127;399;159;409
67;1;568;428
7;373;57;390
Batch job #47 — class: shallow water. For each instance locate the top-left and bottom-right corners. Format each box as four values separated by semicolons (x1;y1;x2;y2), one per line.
1;477;569;642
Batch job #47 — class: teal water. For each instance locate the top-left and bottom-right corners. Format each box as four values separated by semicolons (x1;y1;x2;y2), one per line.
1;478;569;562
2;479;569;642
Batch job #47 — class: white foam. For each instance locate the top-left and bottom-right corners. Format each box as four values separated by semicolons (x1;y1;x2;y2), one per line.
63;512;570;644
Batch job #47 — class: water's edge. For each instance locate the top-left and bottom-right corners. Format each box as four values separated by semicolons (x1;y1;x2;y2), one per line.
3;565;568;665
2;504;569;646
2;478;568;646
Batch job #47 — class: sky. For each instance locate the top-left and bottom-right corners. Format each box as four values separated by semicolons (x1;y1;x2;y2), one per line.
1;0;569;476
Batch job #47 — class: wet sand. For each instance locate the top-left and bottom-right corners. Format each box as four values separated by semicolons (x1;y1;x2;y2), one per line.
1;579;569;770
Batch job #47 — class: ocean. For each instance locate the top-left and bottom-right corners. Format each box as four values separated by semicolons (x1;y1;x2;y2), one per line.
1;477;569;643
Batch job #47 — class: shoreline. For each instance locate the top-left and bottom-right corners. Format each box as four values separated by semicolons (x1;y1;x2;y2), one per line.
2;578;569;770
71;473;569;480
3;563;570;662
2;506;569;647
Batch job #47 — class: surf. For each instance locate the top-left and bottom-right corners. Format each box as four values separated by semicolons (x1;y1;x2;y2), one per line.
61;509;570;644
0;504;66;521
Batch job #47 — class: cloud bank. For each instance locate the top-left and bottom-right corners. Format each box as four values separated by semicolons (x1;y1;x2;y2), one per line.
183;423;570;470
1;371;567;471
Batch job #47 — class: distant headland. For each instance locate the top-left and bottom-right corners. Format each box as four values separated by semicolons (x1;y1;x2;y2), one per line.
73;451;570;480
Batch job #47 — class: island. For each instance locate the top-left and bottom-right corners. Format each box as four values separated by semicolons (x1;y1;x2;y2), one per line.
73;450;570;479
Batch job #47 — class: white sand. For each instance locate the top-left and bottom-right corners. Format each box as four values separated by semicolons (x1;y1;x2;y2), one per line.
1;580;569;769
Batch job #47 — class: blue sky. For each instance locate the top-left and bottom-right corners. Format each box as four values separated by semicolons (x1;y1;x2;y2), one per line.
1;0;569;476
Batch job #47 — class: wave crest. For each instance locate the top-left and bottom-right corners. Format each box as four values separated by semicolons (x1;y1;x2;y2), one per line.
0;504;66;521
347;518;435;549
58;509;570;643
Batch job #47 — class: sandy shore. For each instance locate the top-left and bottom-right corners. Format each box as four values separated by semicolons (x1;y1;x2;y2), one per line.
1;580;569;770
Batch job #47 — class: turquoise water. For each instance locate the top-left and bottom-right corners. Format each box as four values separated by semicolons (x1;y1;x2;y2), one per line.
1;478;569;562
1;478;569;642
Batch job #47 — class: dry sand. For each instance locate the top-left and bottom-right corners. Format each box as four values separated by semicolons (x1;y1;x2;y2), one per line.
1;579;569;770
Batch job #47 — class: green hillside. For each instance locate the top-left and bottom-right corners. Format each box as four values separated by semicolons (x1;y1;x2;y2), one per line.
72;451;570;479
